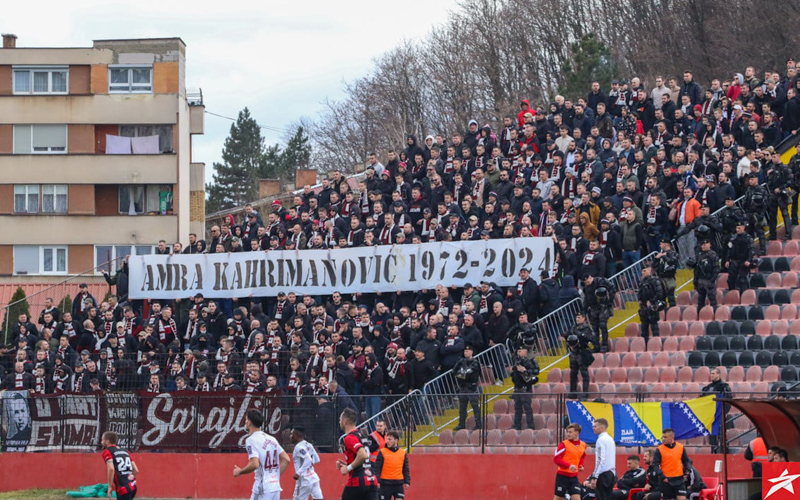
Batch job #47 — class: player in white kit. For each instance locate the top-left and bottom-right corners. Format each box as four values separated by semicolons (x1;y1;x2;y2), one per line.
234;409;291;500
290;427;324;500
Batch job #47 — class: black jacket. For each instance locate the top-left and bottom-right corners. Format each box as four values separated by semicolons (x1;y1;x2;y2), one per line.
510;355;539;392
616;467;647;494
453;357;481;391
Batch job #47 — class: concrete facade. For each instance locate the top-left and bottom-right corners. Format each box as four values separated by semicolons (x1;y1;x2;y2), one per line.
0;36;205;277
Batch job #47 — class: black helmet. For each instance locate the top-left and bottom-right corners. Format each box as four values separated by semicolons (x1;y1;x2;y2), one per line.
696;224;710;235
566;334;579;347
752;194;765;205
595;286;609;298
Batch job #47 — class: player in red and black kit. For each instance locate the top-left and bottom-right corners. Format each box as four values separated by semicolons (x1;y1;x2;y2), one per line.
335;408;379;500
101;431;139;500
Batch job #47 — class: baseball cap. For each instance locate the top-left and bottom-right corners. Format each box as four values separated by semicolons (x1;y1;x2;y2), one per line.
272;200;282;206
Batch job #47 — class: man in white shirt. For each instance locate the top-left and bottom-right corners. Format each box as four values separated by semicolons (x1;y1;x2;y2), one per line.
234;410;291;500
585;418;616;500
291;427;323;500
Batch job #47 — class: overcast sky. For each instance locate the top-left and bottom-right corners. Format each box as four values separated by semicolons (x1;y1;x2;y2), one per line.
5;0;454;182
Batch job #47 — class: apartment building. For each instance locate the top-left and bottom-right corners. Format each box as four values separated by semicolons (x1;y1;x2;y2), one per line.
0;35;205;279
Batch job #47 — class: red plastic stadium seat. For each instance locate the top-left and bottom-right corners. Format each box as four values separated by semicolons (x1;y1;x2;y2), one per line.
774;320;789;336
792;289;800;304
728;366;745;383
785;273;799;288
666;307;682;322
764;366;780;383
654;352;671;367
793;226;800;240
644;367;660;383
625;323;641;337
768;241;783;256
663;337;679;352
519;429;535;446
439;429;454;445
715;306;731;321
630;337;646;352
791;321;800;335
670;352;687;367
493;399;509;414
593;368;610;384
757;320;772;336
660;367;677;383
647;337;663;352
502;429;519;445
547;368;562;384
486;429;502;446
658;321;673;336
679;336;696;351
765;304;782;321
782;305;798;320
678;366;694;383
497;414;513;430
612;368;628;383
792;256;800;272
695;367;711;383
746;366;763;382
767;272;783;288
698;306;714;321
753;382;769;395
785;240;799;256
454;429;470;445
677;291;692;306
724;291;740;305
673;321;689;337
622;353;638;368
688;322;705;337
593;353;605;367
638;353;653;368
682;306;698;321
627;367;643;384
741;289;757;305
541;399;557;415
605;353;621;369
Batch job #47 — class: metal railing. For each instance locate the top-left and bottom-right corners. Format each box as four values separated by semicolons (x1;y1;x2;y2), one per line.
523;297;583;362
0;257;124;344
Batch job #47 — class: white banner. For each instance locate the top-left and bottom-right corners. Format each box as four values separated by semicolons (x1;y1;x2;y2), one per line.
129;238;554;299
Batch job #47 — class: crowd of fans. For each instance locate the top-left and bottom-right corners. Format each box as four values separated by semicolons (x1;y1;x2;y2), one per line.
4;64;800;429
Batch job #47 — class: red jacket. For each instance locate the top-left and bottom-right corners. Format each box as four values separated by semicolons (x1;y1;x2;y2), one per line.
517;99;535;128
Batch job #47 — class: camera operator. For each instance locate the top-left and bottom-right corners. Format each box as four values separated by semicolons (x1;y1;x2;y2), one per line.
743;174;768;253
766;156;793;241
637;266;665;343
690;239;720;310
453;345;482;432
510;345;539;430
562;312;595;399
582;274;616;353
654;238;680;309
725;221;757;294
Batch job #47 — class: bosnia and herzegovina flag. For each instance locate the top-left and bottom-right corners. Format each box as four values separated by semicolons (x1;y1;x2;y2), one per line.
566;396;721;445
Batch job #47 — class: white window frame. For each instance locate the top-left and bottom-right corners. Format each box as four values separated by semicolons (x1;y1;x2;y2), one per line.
13;245;68;275
40;246;68;275
41;184;68;214
108;65;153;94
13;184;39;213
94;245;156;274
12;66;69;95
13;124;68;155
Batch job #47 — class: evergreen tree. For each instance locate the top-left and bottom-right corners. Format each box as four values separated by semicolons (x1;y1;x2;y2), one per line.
206;108;267;213
559;33;617;101
3;286;30;343
59;294;73;319
256;126;312;186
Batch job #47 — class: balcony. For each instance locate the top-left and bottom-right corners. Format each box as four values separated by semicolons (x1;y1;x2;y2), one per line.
0;215;178;245
0;93;178;125
0;154;177;184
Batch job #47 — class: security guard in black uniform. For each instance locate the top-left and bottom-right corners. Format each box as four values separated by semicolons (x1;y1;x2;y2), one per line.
690;239;720;310
510;345;539;430
718;196;747;263
654;238;680;309
743;174;769;255
638;266;665;343
453;344;482;431
582;274;616;353
562;312;595;399
677;204;723;254
726;221;757;294
789;142;800;225
766;159;793;240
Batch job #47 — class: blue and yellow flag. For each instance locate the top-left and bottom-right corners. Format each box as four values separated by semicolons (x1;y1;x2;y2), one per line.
566;396;721;445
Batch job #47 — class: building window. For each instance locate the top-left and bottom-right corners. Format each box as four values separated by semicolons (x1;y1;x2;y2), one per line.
13;67;69;94
119;125;174;153
14;185;39;213
119;185;173;214
13;246;68;275
95;245;155;274
108;66;152;93
42;185;68;213
13;124;68;154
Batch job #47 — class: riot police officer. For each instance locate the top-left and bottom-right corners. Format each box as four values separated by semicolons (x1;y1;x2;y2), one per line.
718;196;747;263
677;204;723;255
743;173;769;255
691;239;720;309
766;160;793;240
562;312;595;399
638;266;665;343
582;274;616;353
654;237;680;308
789;142;800;225
453;344;482;431
726;222;757;294
510;345;539;430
